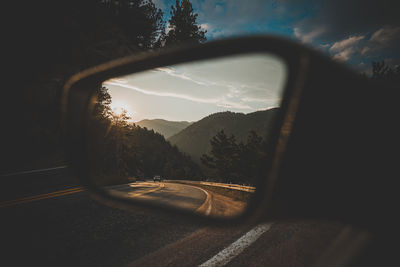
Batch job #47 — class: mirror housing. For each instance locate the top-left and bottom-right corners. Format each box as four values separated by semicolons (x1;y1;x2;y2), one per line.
269;52;399;231
62;35;398;228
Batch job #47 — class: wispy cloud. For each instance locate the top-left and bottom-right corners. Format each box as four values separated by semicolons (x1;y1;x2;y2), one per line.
294;26;325;43
361;26;400;55
330;35;365;52
105;80;214;103
104;80;253;110
329;35;365;61
155;67;209;86
107;78;128;84
105;54;286;116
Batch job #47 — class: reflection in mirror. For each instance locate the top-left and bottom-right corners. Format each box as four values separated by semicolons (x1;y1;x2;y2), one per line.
86;54;287;218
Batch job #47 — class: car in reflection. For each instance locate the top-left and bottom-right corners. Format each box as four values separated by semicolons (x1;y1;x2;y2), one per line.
5;0;399;266
153;175;162;182
63;34;399;266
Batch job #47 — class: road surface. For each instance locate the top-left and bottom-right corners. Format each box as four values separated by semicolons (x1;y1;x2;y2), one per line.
1;167;345;266
105;181;247;217
107;181;210;213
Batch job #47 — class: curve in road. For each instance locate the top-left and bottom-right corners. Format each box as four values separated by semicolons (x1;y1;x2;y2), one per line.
105;181;246;217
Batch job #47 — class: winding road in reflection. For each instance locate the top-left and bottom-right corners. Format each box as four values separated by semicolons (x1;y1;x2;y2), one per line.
106;181;246;217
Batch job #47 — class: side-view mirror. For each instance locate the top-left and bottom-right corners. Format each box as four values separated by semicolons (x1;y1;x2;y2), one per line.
62;36;398;228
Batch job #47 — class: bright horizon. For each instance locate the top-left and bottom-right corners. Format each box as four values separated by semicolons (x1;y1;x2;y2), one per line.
103;53;287;122
124;105;280;123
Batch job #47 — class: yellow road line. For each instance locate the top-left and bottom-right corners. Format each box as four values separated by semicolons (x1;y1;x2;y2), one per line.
0;187;85;208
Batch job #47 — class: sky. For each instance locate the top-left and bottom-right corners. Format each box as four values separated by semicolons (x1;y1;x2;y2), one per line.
105;54;287;122
153;0;400;74
106;0;399;122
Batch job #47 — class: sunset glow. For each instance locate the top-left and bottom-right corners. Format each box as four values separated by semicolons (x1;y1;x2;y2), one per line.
110;100;135;119
104;53;287;122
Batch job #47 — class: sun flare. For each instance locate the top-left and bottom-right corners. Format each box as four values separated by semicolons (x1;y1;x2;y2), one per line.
110;100;134;118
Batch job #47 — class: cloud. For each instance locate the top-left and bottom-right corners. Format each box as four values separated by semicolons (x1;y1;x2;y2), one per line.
107;78;128;84
190;0;286;39
331;49;355;62
329;35;365;61
294;26;325;43
361;26;400;55
200;23;211;31
155;67;209;86
152;0;166;10
370;26;400;44
191;0;399;64
285;0;400;65
105;80;218;104
324;27;399;65
287;0;400;43
330;35;365;52
105;50;287;112
104;80;254;110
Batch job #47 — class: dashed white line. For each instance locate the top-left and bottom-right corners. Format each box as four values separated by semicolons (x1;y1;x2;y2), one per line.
199;223;272;267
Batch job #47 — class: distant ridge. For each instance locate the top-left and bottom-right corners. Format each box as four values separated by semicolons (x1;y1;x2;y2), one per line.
168;108;279;163
136;119;192;139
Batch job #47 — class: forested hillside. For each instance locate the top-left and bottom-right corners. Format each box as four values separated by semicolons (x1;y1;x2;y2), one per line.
87;87;202;185
168;108;279;163
3;0;207;173
136;119;192;139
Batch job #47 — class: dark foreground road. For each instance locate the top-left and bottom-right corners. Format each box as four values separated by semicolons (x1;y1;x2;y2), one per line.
1;168;346;267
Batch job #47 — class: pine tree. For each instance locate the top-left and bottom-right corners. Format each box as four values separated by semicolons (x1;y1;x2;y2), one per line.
201;130;240;182
163;0;207;47
98;0;165;50
201;130;269;185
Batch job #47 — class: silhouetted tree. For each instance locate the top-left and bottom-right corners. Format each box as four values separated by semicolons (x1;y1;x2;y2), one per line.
162;0;207;47
3;0;170;172
371;60;400;82
99;0;165;49
201;130;269;185
88;86;202;185
239;131;269;185
93;86;113;120
201;130;240;182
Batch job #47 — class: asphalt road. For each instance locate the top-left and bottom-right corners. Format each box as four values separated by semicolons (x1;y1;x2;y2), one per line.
0;168;346;267
105;181;247;218
106;181;209;213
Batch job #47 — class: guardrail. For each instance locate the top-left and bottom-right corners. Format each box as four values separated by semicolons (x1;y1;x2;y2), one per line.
198;181;255;193
166;180;256;193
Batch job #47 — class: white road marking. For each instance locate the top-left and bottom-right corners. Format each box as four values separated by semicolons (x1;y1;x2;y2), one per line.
199;223;272;267
194;186;212;216
0;166;68;177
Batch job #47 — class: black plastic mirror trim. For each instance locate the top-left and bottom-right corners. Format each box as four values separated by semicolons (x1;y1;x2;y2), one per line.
62;35;323;225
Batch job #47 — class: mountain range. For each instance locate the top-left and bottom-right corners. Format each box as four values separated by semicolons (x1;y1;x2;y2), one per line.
168;108;279;163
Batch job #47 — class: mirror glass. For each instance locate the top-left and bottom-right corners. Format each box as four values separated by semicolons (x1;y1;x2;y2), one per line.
86;53;288;218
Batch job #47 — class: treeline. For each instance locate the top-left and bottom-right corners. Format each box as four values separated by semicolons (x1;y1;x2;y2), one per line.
369;60;400;83
201;130;270;186
3;0;206;173
88;87;202;185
